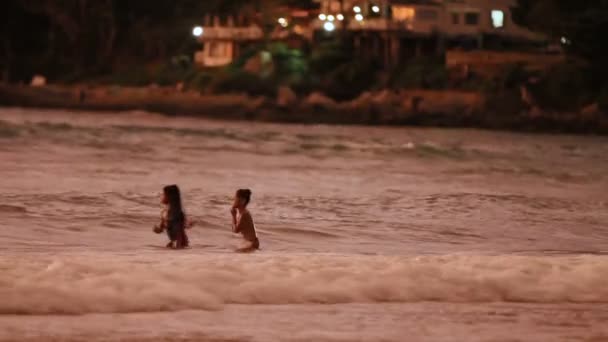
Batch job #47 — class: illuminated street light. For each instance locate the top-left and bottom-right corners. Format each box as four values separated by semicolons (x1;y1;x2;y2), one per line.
337;14;344;21
372;5;380;13
192;26;203;37
323;21;335;32
353;6;361;13
327;14;335;22
319;13;327;20
355;14;364;21
278;17;288;27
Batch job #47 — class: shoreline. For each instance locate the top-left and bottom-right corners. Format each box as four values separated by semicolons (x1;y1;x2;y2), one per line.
1;84;606;135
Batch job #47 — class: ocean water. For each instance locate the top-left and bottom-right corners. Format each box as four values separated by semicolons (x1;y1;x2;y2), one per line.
1;108;608;341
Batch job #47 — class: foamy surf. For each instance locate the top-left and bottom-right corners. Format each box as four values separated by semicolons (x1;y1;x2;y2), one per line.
1;254;607;315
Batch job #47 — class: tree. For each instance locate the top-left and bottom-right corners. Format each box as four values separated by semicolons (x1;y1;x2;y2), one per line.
21;0;118;74
512;0;608;80
0;0;315;82
0;0;50;82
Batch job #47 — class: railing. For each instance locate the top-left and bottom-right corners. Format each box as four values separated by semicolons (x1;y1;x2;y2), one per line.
312;18;424;32
199;26;263;41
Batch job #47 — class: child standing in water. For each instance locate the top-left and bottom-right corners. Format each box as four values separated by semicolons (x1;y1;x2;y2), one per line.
231;189;260;252
154;185;190;249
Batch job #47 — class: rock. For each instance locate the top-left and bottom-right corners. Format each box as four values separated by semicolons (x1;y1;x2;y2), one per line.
527;106;544;118
30;75;46;87
348;91;374;109
304;92;336;108
369;90;404;122
246;96;267;110
581;103;600;118
520;84;536;107
276;86;297;107
372;89;398;105
407;96;424;113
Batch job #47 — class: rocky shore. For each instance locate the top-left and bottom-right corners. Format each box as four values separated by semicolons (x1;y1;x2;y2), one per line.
1;84;606;134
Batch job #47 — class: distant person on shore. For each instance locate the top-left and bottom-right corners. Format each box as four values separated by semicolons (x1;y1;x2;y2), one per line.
154;185;191;249
231;189;260;252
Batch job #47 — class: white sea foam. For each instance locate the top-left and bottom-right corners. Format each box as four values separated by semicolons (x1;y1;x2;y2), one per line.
1;254;607;315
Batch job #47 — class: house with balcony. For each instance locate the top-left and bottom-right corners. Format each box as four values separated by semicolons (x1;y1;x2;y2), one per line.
312;0;545;67
441;0;542;47
194;4;319;68
193;15;264;68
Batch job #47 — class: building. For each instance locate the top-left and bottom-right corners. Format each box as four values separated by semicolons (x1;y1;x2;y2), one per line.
193;15;264;67
193;0;546;69
443;0;538;36
313;0;541;39
194;5;319;68
312;0;545;67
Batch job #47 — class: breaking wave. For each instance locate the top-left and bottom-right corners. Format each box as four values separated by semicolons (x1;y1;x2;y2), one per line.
1;254;607;315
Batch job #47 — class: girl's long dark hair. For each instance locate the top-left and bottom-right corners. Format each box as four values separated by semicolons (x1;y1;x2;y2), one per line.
164;185;185;223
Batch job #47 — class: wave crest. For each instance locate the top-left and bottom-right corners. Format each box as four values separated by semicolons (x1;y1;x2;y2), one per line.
1;254;607;315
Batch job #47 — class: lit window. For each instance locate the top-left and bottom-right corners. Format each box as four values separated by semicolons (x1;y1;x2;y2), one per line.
209;42;228;58
464;12;479;25
392;6;415;21
491;10;504;28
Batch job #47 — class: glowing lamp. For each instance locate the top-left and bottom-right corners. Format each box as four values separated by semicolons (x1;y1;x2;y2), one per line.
192;26;203;37
323;22;335;32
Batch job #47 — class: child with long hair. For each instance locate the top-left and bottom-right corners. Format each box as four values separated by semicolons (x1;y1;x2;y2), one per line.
154;185;190;249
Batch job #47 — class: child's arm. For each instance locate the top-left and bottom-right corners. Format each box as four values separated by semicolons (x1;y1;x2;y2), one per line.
154;215;166;233
185;215;194;229
155;208;170;232
231;208;238;232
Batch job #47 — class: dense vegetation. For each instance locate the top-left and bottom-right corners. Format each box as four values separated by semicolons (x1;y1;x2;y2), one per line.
512;0;608;111
1;0;607;113
0;0;310;82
